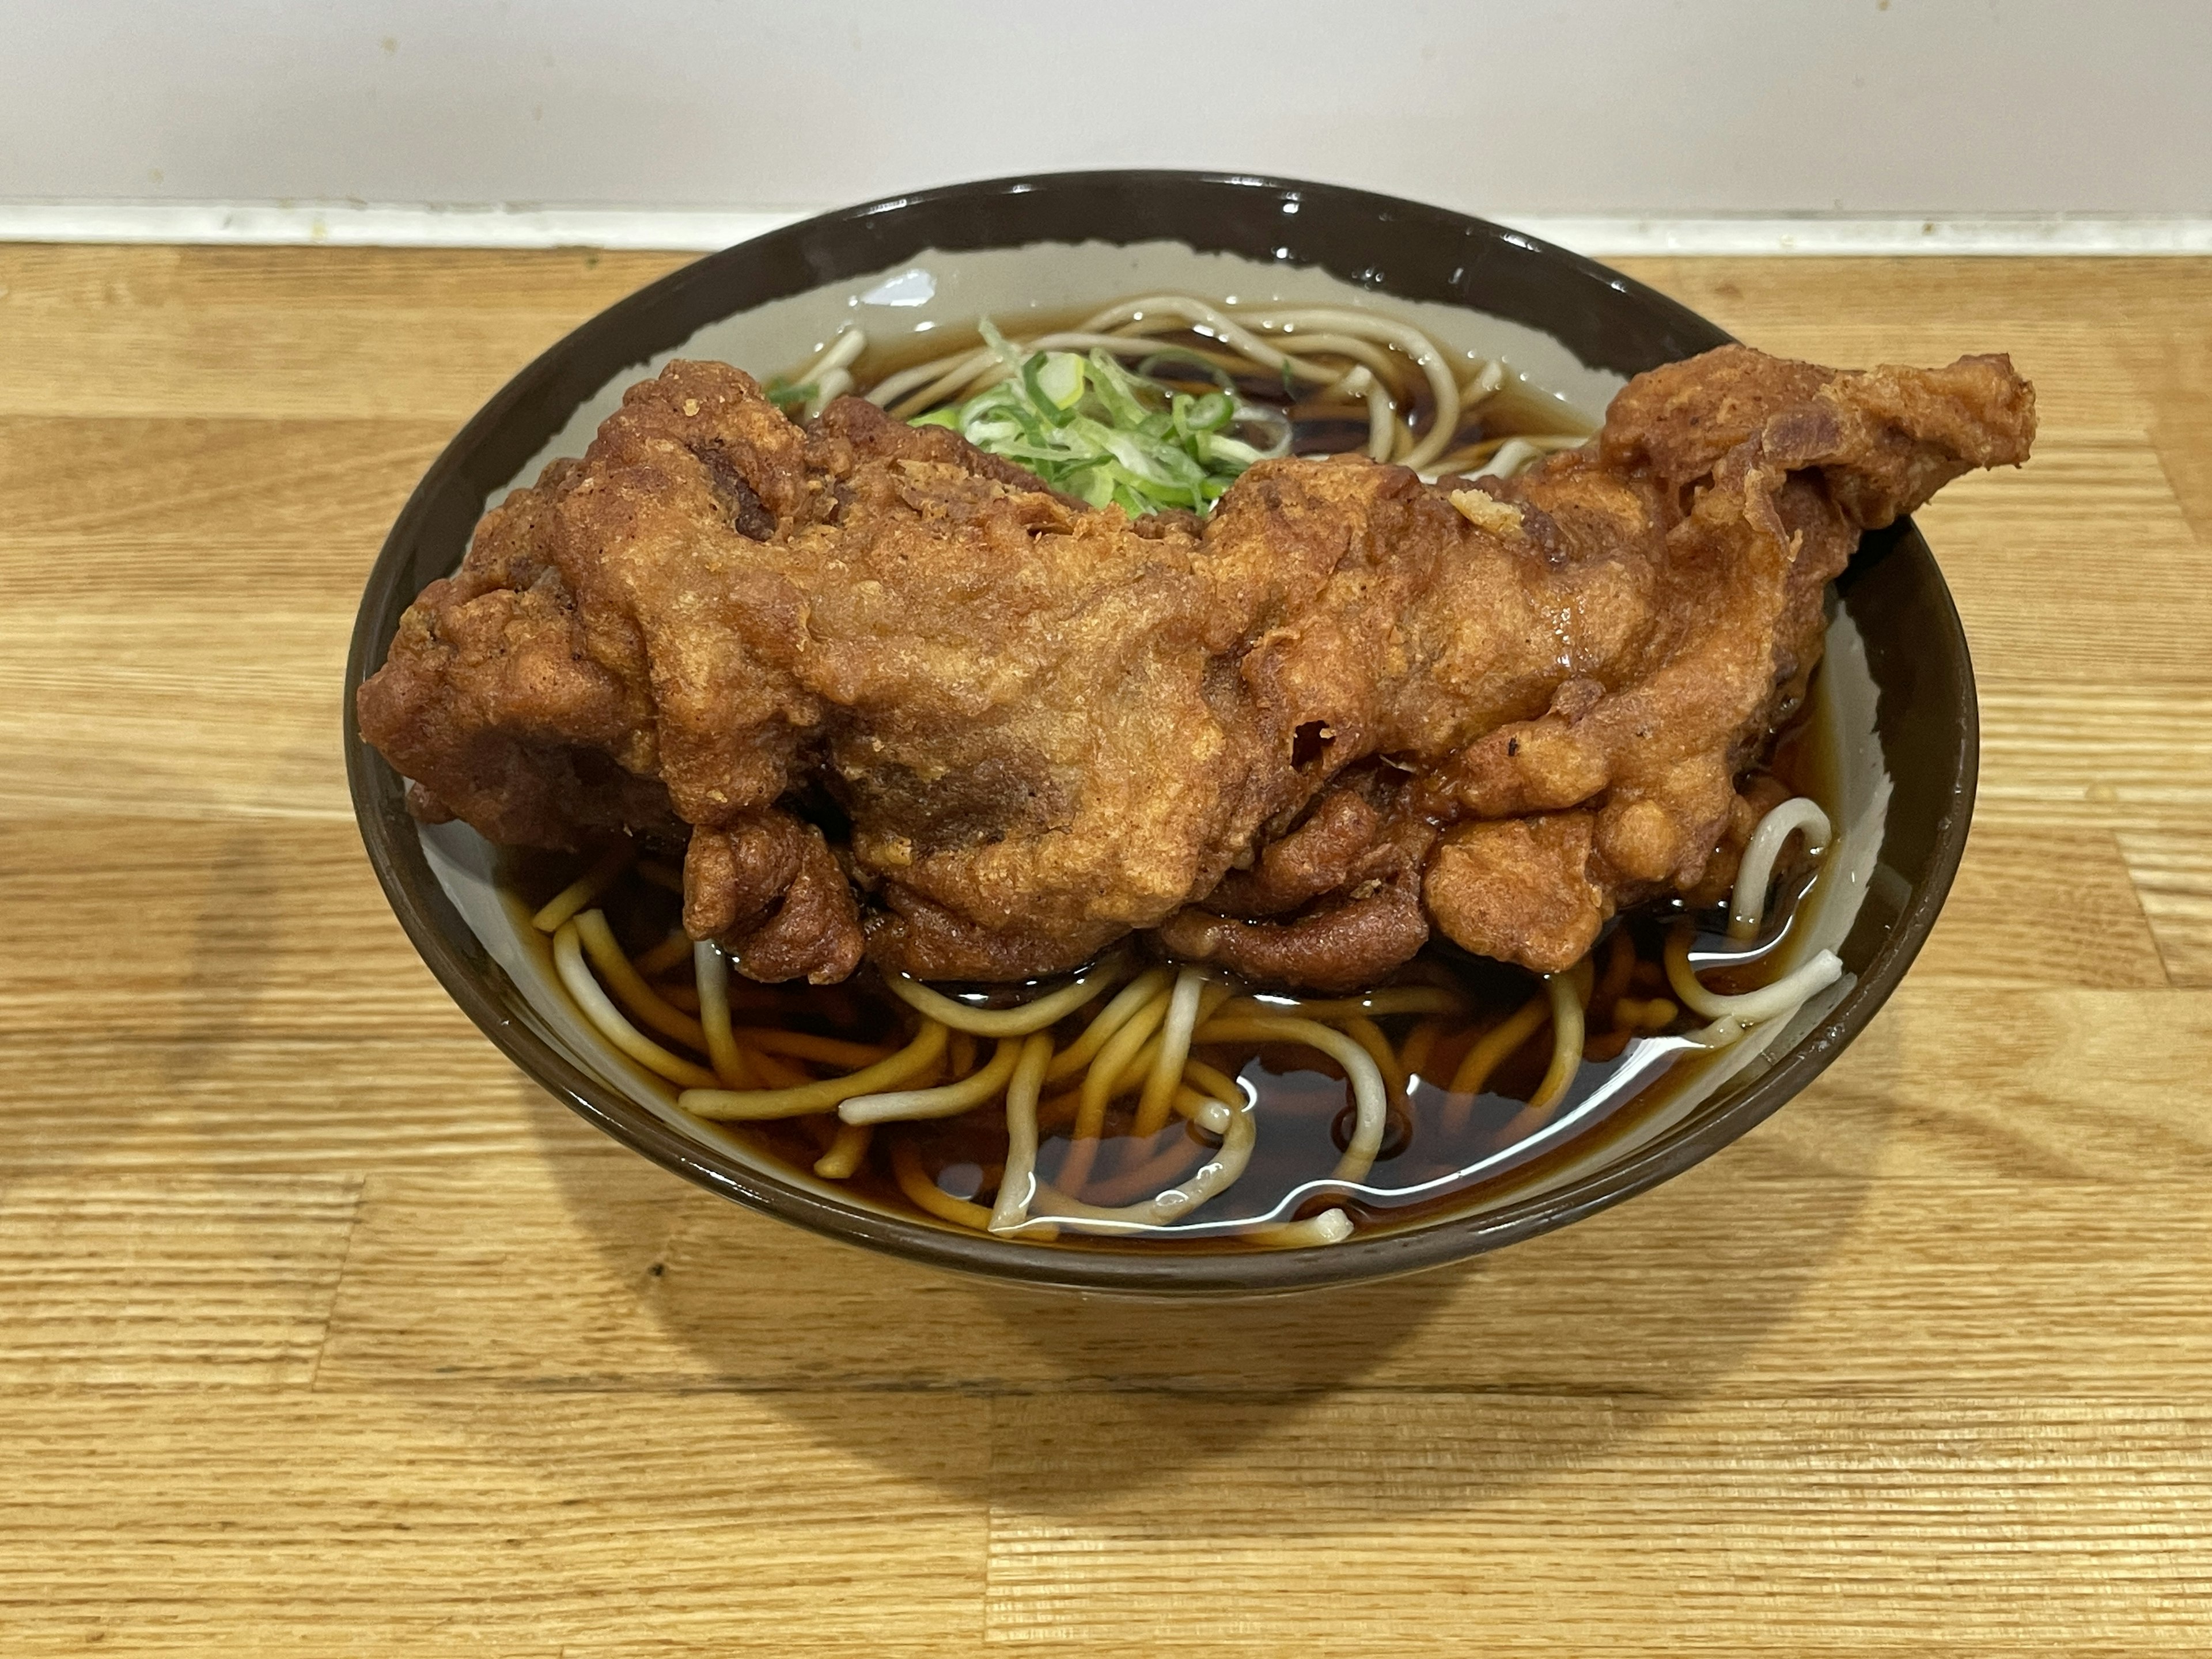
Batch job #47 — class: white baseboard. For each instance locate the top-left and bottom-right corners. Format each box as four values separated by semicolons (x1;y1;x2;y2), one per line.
0;202;804;251
1;200;2209;257
1518;214;2212;256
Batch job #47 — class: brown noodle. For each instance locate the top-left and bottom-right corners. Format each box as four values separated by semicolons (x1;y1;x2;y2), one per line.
517;296;1839;1251
524;794;1837;1250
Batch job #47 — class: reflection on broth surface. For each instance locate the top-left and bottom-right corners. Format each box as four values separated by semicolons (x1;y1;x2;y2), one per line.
480;294;1871;1252
361;289;2042;1253
816;294;1597;485
506;762;1831;1252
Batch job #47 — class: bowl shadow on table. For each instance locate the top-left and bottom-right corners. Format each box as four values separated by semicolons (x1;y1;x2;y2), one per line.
532;1013;1897;1514
7;800;293;1183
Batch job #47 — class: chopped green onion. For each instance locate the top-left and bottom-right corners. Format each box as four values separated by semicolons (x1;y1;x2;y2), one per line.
1138;349;1237;395
908;325;1292;517
764;377;815;412
1035;351;1086;410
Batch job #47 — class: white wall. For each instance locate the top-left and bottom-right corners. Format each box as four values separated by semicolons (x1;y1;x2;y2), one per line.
3;0;2205;221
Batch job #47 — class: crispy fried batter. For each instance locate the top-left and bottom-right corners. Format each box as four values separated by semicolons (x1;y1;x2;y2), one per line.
358;345;2033;987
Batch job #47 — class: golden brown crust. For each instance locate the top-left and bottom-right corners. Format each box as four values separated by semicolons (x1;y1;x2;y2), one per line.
1423;815;1606;975
357;346;2034;986
1154;884;1430;997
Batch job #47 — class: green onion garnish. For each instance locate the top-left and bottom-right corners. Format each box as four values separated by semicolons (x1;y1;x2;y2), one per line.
910;320;1291;516
764;377;815;412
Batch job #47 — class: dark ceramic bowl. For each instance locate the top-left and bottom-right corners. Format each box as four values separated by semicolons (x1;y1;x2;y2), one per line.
344;170;1975;1296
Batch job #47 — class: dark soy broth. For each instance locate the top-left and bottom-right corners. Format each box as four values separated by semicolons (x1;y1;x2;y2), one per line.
498;305;1839;1249
829;299;1597;464
503;692;1832;1252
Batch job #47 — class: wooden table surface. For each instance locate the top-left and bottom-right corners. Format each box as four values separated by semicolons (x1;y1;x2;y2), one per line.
2;246;2208;1655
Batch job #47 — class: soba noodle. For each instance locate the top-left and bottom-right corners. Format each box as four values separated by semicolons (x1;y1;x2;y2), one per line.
522;790;1838;1250
821;291;1579;485
509;300;1840;1250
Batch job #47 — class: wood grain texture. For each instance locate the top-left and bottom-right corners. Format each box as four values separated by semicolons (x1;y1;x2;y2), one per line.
1;246;2208;1653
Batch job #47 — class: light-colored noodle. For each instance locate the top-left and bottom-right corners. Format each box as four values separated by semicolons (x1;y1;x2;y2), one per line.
813;1120;872;1179
1665;924;1844;1047
1073;295;1336;385
888;1134;995;1232
1106;982;1233;1115
1484;964;1597;1145
532;842;634;933
1153;341;1290;384
1384;403;1415;464
804;327;866;377
552;919;719;1090
1132;967;1209;1138
1181;1057;1251;1109
987;1035;1057;1234
839;1035;1026;1125
1339;1013;1407;1101
1474;437;1546;479
1112;982;1238;1100
679;1021;949;1120
1004;1094;1256;1237
1461;358;1507;407
1244;332;1413;403
1191;1013;1388;1185
887;343;1036;416
1730;797;1832;938
1656;794;1843;1044
1237;306;1462;471
1340;366;1392;460
872;331;1227;416
885;953;1127;1036
866;343;1005;412
1431;429;1589;478
1058;990;1176;1192
573;910;708;1051
1249;1209;1357;1247
692;941;751;1088
1300;362;1389;464
1045;967;1172;1081
794;328;866;418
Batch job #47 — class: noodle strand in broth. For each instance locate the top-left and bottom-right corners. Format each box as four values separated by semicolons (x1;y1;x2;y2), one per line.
528;788;1839;1249
523;789;1840;1248
506;302;1845;1249
847;290;1584;484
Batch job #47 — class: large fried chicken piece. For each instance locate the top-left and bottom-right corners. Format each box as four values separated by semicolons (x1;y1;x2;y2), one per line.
359;345;2032;989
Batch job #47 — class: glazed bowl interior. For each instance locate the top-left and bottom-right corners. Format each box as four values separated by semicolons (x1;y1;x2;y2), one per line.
344;171;1975;1296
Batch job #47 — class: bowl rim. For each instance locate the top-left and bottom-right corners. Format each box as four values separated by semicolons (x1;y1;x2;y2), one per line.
344;167;1978;1296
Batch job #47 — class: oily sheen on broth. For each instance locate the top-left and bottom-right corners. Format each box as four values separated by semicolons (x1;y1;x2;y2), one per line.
347;276;2035;1250
483;294;1891;1251
506;730;1832;1251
